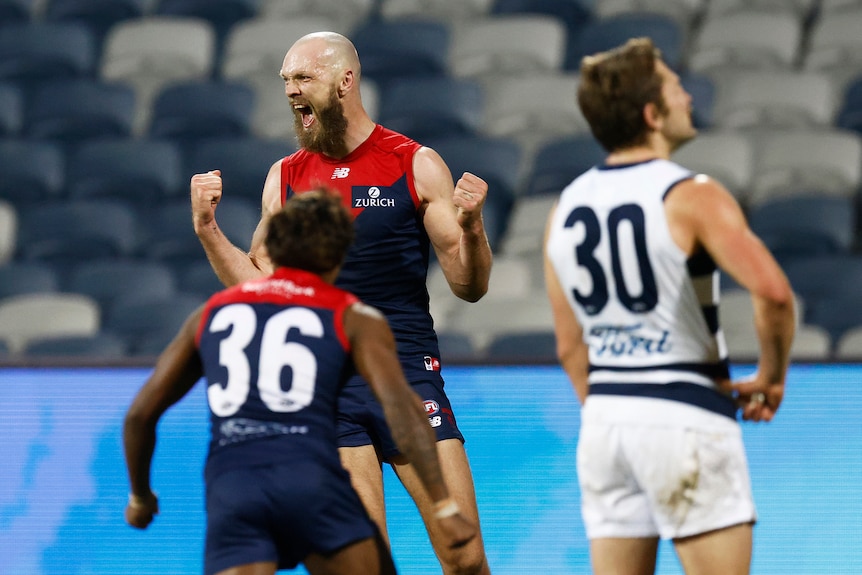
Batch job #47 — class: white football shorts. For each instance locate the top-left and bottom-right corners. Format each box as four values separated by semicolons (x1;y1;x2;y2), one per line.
578;396;757;540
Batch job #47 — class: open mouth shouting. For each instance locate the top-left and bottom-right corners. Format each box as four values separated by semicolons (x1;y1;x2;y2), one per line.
294;103;315;128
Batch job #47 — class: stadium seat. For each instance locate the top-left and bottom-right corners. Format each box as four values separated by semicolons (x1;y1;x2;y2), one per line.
0;81;22;136
381;0;493;23
835;325;862;360
449;14;567;80
185;137;291;201
17;199;140;268
479;72;589;158
435;330;479;363
0;139;65;205
0;292;100;355
485;330;558;363
443;296;554;352
524;134;606;197
221;15;340;93
22;331;129;358
705;0;815;17
689;11;802;73
569;13;685;71
257;0;373;34
0;21;96;87
100;16;216;132
351;19;450;89
0;261;60;299
493;0;593;38
836;75;862;136
65;138;184;203
670;131;753;204
0;0;32;24
423;134;523;249
781;255;862;311
103;292;205;356
147;80;255;146
377;76;484;142
153;0;258;36
803;8;862;88
65;258;178;309
0;200;15;264
43;0;146;50
592;0;703;28
710;71;837;131
681;72;717;129
806;294;862;346
497;194;559;256
746;195;856;261
177;259;224;300
22;79;136;144
746;129;862;207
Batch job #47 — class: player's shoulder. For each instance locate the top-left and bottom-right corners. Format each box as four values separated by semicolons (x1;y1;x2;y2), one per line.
375;124;421;155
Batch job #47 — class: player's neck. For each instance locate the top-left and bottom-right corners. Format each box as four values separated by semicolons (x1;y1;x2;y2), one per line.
338;113;376;158
606;137;671;165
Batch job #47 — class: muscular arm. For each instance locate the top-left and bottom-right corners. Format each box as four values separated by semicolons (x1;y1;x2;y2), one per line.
543;206;590;404
123;308;205;527
666;176;795;413
190;162;280;287
414;147;492;302
344;302;450;503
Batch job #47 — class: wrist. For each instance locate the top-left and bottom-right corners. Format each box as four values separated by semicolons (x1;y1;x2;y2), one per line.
432;498;460;519
128;492;156;510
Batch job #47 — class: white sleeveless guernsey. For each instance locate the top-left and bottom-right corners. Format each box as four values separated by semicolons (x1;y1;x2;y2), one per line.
547;158;737;425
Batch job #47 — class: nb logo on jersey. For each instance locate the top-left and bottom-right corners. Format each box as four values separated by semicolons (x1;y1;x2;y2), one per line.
331;167;350;179
353;186;396;208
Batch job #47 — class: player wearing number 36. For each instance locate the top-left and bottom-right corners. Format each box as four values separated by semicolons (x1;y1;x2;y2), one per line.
544;38;796;575
123;190;478;575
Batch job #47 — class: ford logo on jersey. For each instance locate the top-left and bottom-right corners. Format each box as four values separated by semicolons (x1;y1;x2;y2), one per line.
353;186;395;208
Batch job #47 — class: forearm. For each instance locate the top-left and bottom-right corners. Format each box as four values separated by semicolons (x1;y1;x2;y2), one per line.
123;415;157;498
384;393;449;503
196;221;269;287
752;293;796;383
559;341;590;405
444;224;492;302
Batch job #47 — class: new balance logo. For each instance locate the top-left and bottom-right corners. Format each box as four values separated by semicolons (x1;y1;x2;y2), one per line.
331;167;350;179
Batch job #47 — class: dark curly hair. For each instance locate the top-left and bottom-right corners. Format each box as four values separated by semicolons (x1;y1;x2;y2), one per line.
265;188;354;274
577;37;667;152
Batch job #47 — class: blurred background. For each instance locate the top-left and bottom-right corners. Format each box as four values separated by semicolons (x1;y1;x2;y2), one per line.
1;0;862;362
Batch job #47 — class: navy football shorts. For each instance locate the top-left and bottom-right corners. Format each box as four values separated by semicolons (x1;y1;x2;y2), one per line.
336;356;464;460
204;460;377;575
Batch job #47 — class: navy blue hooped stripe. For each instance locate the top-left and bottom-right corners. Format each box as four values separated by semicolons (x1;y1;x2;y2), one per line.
588;381;737;419
662;175;695;200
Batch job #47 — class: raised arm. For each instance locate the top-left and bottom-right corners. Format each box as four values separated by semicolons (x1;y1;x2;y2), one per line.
123;307;205;528
413;147;492;302
543;204;590;405
344;301;478;548
190;161;282;287
665;175;796;420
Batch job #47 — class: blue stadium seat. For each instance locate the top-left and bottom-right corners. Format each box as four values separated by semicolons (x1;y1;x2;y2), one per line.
104;292;205;356
64;258;178;309
148;80;255;146
0;0;32;24
681;72;716;129
351;19;450;89
23;331;129;358
44;0;146;50
485;330;558;363
781;254;862;310
524;134;606;197
836;75;862;137
22;79;136;144
806;293;862;346
177;259;224;300
185;136;290;201
423;135;523;250
567;13;684;71
436;330;479;363
0;261;60;299
0;21;96;87
492;0;593;38
0;81;22;136
747;195;856;262
377;77;484;142
65;138;183;204
17;199;140;269
0;139;65;205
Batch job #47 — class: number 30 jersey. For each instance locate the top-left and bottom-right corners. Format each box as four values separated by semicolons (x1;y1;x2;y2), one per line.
194;267;358;481
546;159;734;420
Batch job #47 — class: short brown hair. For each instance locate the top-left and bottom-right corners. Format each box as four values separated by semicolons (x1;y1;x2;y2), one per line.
265;189;354;274
577;37;667;152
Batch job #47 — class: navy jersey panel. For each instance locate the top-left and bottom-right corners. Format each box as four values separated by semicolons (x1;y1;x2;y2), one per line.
282;125;439;359
196;268;357;479
204;459;377;575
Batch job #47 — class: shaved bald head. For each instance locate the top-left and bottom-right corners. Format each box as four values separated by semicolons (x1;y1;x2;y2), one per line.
287;31;361;81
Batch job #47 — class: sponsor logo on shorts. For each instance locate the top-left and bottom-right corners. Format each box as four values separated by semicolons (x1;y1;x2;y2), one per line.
424;400;440;415
353;186;395;208
423;355;440;371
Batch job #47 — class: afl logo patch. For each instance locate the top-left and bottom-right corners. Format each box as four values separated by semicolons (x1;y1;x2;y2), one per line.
424;400;440;415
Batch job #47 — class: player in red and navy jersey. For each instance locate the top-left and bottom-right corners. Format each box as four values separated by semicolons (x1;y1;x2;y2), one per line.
190;32;493;575
124;190;478;575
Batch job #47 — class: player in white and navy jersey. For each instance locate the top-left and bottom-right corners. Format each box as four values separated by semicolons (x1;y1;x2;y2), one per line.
545;38;796;575
124;191;478;575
